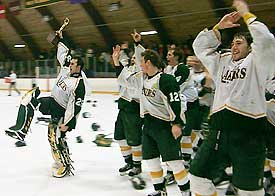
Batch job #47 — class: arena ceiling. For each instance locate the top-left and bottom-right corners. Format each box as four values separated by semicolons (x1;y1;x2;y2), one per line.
0;0;275;61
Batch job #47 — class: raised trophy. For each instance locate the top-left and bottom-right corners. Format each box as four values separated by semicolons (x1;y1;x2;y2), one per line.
47;17;70;46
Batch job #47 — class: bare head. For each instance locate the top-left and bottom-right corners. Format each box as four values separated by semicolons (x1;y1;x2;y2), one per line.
69;57;84;74
231;32;252;61
141;49;164;75
166;47;183;66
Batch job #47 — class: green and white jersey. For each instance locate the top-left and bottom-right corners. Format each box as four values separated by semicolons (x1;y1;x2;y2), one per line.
193;19;275;118
164;63;198;103
118;70;183;125
52;39;86;129
141;72;180;122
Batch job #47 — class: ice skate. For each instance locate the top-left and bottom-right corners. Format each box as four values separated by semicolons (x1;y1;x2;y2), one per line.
128;166;142;177
119;163;133;176
164;171;176;185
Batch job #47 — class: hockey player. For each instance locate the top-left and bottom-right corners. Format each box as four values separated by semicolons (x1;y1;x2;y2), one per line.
5;31;88;178
189;0;275;195
117;48;190;196
112;36;143;177
164;47;199;184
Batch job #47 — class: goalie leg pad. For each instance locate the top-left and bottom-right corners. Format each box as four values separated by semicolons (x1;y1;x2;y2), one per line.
21;87;40;107
5;104;34;141
48;120;74;178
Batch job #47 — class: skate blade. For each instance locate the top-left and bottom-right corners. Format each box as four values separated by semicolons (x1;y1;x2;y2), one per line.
165;180;176;185
119;171;129;176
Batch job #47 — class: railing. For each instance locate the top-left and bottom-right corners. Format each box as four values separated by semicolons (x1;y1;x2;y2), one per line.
0;58;116;78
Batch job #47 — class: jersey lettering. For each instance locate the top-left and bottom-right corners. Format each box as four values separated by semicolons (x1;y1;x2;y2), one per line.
75;98;84;107
169;92;180;102
221;67;247;83
56;78;67;91
142;88;156;97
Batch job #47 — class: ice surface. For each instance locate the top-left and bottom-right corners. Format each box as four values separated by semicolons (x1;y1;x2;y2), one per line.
0;91;227;196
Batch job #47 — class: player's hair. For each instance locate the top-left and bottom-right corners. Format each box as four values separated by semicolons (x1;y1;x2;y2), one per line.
233;32;253;46
169;47;183;62
74;56;84;70
141;49;165;69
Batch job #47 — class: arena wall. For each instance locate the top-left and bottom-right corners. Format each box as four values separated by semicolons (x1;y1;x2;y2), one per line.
0;78;119;94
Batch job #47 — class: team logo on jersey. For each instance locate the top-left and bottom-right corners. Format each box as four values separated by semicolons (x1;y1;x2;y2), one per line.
57;77;67;91
221;67;246;83
142;87;156;97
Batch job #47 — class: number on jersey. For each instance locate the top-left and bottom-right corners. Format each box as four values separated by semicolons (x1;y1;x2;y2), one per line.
169;92;180;102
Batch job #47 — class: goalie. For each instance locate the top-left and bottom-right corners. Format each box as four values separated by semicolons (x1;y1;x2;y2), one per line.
5;31;88;178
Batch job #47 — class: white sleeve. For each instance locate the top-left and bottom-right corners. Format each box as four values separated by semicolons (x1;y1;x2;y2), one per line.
117;67;143;90
118;50;129;66
249;20;275;80
192;29;222;81
134;44;146;69
57;41;70;67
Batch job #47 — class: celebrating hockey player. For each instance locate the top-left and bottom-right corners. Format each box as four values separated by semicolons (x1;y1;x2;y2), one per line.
162;47;199;185
5;30;88;178
116;47;190;195
189;0;275;195
112;37;143;178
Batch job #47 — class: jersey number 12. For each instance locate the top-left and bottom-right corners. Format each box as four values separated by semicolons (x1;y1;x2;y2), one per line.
169;92;180;102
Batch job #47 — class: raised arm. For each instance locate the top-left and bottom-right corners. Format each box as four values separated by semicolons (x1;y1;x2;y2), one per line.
56;31;71;68
112;45;143;90
131;29;145;68
233;0;275;79
193;11;241;80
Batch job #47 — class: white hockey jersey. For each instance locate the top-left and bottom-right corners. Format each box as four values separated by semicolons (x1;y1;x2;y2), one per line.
118;44;144;102
193;19;275;118
118;70;184;122
51;40;86;128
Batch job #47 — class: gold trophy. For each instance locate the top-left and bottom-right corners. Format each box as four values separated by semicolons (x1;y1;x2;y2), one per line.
47;18;70;46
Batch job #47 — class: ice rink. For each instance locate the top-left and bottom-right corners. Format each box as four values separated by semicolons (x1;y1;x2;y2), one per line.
0;91;228;196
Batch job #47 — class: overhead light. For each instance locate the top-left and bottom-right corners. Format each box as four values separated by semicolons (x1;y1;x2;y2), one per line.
108;1;121;11
14;44;26;48
140;30;158;36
